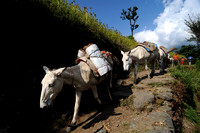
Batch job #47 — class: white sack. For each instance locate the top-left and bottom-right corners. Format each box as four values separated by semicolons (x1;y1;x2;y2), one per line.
77;49;85;58
86;44;111;76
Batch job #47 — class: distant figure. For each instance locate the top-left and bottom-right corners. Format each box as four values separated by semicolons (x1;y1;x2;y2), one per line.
170;57;174;67
173;53;179;66
189;59;191;65
181;57;185;65
187;56;193;65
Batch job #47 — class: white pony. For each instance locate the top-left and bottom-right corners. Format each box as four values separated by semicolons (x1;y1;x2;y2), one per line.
158;46;177;72
40;53;117;132
121;45;159;83
170;57;174;66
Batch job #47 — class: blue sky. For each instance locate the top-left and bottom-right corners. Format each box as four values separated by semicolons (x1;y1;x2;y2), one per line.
71;0;200;49
72;0;164;36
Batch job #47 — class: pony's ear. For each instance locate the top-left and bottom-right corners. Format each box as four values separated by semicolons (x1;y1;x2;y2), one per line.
43;66;50;73
121;50;124;55
54;67;66;76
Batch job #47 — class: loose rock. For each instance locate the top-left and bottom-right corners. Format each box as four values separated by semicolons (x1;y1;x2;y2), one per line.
133;91;155;111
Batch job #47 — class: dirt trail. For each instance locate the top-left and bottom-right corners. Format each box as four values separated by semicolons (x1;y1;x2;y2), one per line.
64;69;176;133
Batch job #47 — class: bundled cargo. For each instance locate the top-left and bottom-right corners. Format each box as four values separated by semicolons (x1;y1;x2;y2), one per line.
85;44;112;76
77;49;85;58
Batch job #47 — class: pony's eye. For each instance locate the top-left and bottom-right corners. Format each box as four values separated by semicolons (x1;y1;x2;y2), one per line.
49;83;54;87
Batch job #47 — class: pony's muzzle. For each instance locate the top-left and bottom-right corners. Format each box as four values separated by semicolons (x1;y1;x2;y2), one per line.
123;67;129;71
40;101;47;108
40;99;53;108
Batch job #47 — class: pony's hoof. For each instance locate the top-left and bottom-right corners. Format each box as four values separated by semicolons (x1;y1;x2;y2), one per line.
134;80;138;84
66;127;71;133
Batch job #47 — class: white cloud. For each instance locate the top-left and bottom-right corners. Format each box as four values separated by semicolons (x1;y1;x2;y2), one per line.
134;30;158;43
134;0;200;49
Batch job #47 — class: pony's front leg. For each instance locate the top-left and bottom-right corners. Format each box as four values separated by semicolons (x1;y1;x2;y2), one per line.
134;62;138;83
145;59;150;78
66;91;82;132
91;86;102;104
151;59;156;77
72;91;82;124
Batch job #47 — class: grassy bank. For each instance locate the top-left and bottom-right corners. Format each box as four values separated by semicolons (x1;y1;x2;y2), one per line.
170;61;200;131
39;0;138;50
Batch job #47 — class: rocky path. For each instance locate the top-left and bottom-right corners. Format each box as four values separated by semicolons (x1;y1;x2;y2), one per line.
67;69;176;133
121;70;175;133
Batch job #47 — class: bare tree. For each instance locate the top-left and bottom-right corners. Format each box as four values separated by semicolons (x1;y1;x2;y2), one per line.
121;6;139;37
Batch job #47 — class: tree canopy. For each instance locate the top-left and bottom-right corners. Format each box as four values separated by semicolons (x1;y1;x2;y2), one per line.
185;15;200;48
177;45;200;61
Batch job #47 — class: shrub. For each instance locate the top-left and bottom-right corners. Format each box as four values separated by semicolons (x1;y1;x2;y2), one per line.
195;60;200;71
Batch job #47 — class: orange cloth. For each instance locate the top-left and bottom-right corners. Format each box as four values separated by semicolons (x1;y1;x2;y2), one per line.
173;55;179;60
101;51;106;54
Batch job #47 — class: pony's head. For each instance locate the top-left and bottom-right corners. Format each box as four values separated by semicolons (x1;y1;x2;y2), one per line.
40;66;66;108
121;50;132;71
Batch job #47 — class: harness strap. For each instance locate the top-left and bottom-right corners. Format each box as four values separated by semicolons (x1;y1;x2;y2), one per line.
137;45;151;52
88;49;99;56
101;51;111;58
138;43;157;52
77;58;100;76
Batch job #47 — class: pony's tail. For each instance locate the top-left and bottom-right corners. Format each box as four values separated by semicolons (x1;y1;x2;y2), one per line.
111;53;120;65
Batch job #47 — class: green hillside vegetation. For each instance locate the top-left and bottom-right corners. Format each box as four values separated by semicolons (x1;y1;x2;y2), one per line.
39;0;138;50
170;62;200;131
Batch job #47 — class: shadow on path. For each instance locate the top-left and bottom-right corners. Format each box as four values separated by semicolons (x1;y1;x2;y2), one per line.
136;71;166;84
69;84;133;132
71;105;122;132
